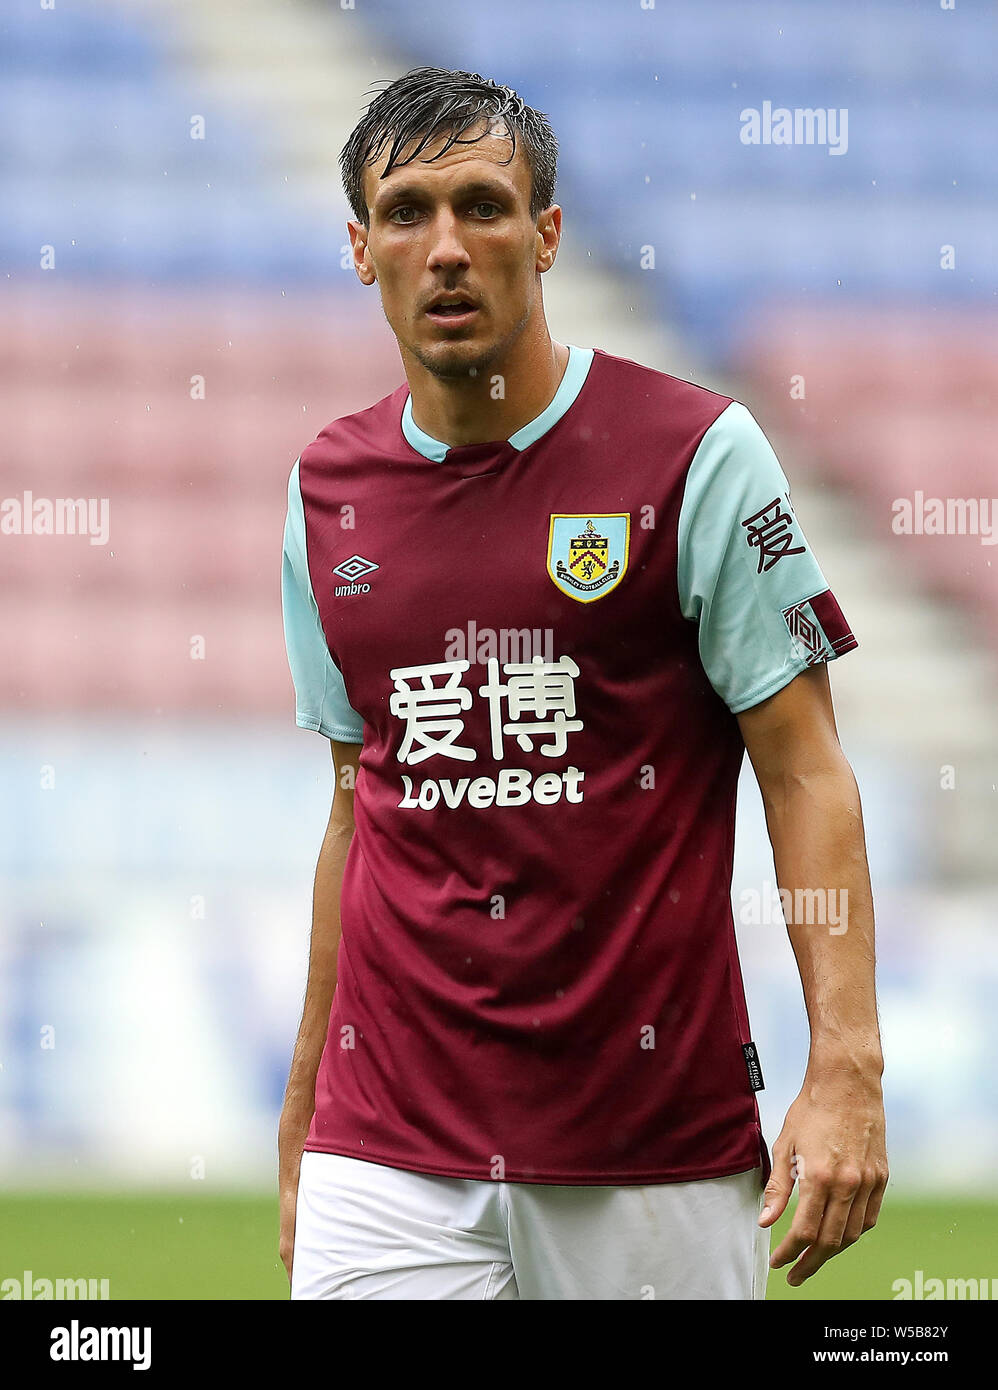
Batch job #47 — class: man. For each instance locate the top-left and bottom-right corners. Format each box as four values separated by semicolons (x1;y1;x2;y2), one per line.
279;66;887;1300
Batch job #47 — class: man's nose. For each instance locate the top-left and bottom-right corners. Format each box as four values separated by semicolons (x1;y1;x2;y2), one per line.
426;212;471;271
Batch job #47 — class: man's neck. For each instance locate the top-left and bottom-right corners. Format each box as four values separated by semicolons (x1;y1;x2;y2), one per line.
403;331;571;449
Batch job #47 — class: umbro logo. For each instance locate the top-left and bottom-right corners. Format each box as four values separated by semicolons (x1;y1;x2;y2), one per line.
333;554;379;581
333;554;378;597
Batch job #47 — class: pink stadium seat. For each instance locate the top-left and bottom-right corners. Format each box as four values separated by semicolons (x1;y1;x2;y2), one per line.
1;286;399;714
736;307;998;646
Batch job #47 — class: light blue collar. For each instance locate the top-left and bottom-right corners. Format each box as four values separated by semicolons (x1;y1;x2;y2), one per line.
401;344;594;461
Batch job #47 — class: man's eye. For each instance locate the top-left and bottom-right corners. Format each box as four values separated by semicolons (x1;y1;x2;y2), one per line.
389;206;419;224
472;202;500;218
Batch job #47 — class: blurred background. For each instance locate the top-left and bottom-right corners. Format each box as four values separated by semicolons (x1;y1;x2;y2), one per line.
1;0;996;1299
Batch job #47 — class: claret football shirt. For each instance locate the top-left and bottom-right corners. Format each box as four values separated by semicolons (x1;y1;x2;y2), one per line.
281;345;858;1185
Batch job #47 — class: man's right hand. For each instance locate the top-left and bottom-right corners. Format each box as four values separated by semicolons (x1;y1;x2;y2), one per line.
278;739;357;1289
279;1178;299;1283
278;1107;312;1286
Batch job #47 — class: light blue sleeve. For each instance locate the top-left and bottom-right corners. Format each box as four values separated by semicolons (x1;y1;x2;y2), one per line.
677;401;857;713
281;459;365;742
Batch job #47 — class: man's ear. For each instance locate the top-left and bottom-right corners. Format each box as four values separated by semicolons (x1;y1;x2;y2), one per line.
536;204;562;274
347;219;377;285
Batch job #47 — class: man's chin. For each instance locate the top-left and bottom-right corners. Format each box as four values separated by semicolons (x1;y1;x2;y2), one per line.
416;337;499;381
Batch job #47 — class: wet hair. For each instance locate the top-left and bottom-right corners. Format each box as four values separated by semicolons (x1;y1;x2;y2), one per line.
340;66;558;225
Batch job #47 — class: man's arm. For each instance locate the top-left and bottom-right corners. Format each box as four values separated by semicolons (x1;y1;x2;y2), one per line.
736;662;888;1287
278;737;360;1284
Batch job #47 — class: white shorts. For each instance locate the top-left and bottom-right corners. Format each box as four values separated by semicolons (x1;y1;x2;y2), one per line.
291;1151;770;1301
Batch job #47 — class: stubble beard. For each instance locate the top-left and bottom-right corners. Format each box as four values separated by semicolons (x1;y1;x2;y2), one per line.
403;301;532;383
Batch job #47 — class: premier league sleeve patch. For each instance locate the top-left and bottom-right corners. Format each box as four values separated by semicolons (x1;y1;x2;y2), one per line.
546;513;630;603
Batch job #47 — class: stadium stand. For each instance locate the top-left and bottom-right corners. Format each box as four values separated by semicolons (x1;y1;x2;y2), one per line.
1;0;996;1199
2;0;995;865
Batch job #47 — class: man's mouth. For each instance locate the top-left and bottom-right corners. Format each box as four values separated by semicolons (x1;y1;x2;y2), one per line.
426;298;479;324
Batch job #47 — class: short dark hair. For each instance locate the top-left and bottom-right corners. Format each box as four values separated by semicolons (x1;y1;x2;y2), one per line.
340;66;558;226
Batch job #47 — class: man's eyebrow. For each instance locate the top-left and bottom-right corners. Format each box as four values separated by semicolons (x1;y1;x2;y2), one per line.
373;177;513;211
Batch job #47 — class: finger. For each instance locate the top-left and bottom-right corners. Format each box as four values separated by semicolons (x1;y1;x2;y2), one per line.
785;1190;860;1285
839;1181;877;1248
759;1145;796;1227
858;1171;888;1234
770;1179;827;1268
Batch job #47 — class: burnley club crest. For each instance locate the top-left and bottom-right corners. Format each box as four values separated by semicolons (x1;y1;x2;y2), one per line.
546;514;630;603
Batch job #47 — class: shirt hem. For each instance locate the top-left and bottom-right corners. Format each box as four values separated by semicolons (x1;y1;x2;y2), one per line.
301;1140;764;1187
727;635;858;715
296;712;364;741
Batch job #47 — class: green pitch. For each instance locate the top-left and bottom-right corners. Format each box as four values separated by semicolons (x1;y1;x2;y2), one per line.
0;1193;993;1300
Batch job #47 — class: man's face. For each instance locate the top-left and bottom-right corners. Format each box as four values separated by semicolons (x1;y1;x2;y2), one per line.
350;120;558;380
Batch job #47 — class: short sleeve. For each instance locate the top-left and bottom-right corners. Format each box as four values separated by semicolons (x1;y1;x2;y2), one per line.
281;459;365;741
677;401;858;713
